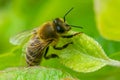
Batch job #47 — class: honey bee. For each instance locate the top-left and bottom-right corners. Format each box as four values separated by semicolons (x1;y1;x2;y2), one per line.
10;8;83;66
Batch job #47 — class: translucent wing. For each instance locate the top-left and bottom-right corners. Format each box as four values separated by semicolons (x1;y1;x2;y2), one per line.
10;28;37;45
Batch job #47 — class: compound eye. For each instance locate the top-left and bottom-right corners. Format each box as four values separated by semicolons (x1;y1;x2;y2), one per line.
53;20;57;24
53;18;59;24
53;18;65;33
56;25;64;33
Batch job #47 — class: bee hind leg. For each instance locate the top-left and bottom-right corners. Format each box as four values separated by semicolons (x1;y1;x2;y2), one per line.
44;46;59;59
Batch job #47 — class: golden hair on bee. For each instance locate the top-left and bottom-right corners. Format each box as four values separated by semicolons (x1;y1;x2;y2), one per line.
38;21;59;41
10;8;83;66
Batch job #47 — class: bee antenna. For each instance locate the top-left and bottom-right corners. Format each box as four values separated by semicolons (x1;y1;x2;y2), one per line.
68;24;83;29
63;7;74;22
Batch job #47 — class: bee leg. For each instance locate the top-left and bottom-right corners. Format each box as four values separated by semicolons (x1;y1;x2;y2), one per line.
53;42;73;50
44;46;59;59
61;32;83;38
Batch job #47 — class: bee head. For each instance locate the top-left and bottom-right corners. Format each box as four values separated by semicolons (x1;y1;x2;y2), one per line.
53;8;83;34
53;18;71;33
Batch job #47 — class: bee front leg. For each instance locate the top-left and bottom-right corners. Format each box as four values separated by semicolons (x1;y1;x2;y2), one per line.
53;42;73;50
61;32;83;38
44;46;59;59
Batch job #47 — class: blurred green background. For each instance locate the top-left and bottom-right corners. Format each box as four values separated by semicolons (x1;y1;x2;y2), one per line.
0;0;120;80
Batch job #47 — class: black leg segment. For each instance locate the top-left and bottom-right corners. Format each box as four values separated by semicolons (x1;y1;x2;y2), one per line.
44;46;59;59
53;42;73;50
61;32;82;38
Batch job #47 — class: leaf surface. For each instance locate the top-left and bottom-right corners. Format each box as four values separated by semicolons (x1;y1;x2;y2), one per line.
0;67;77;80
48;31;120;73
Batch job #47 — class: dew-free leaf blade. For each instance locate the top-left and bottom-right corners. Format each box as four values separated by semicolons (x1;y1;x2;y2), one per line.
0;67;78;80
94;0;120;41
48;31;120;73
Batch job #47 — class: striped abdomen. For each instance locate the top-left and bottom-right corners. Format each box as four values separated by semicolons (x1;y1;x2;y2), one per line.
26;37;47;66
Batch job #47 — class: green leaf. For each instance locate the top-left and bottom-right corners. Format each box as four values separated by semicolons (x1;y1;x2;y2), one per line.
0;47;26;70
77;52;120;80
1;31;120;74
0;67;78;80
94;0;120;41
48;31;120;73
109;52;120;60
